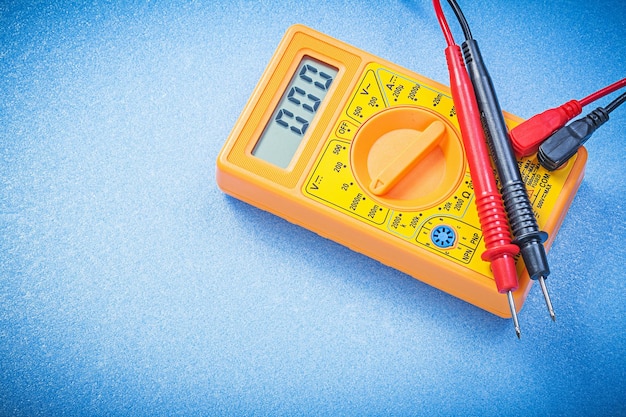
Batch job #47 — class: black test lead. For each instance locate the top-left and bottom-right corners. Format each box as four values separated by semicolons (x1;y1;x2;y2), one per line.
538;90;626;171
445;0;556;321
433;0;522;337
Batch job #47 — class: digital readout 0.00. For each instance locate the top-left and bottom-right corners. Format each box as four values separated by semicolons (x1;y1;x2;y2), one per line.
252;57;338;168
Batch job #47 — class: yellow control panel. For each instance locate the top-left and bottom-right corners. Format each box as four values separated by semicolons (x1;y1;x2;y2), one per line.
216;25;586;317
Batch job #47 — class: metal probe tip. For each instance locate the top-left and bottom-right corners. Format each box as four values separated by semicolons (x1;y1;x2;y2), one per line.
538;276;556;321
507;291;521;339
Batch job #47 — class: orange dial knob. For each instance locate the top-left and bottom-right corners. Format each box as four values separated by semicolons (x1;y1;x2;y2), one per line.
351;106;465;211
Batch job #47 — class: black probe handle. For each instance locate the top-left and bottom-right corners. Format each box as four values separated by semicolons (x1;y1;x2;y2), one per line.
462;39;549;280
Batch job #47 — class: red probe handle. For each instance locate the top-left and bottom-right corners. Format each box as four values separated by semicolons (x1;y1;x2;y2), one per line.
445;45;520;293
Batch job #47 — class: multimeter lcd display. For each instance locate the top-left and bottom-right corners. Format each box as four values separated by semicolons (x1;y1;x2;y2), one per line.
252;57;338;168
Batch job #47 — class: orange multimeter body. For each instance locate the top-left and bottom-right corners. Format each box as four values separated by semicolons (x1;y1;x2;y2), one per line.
216;25;586;318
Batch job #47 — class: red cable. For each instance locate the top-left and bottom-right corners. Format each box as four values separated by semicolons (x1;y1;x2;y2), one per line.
432;0;519;296
433;0;455;47
579;77;626;107
511;77;626;156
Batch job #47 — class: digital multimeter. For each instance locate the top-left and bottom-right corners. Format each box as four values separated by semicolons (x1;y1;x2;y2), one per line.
216;25;586;318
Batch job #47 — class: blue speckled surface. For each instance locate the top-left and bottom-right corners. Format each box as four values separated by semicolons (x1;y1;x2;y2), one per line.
2;1;625;415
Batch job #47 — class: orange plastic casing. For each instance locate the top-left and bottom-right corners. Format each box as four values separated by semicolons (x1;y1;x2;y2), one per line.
216;25;586;318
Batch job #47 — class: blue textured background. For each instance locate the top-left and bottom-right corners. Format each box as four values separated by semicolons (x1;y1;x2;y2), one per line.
2;1;625;416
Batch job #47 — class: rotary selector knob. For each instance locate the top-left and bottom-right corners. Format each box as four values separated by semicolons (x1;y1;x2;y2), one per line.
351;106;465;211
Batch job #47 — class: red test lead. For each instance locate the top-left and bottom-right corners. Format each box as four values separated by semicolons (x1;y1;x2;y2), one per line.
510;77;626;157
433;0;521;337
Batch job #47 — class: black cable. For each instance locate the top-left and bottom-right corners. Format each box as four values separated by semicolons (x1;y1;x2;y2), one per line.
605;91;626;114
446;0;472;40
539;91;626;170
446;0;556;319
